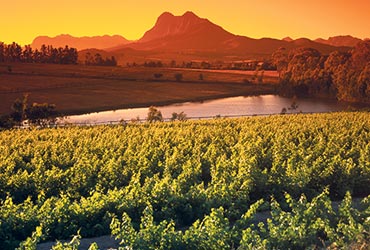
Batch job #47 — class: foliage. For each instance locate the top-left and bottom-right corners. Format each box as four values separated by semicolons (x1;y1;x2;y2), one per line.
154;73;164;79
11;94;29;124
170;112;187;121
144;61;163;67
146;106;163;122
111;204;184;250
183;207;232;250
174;73;183;81
273;41;370;103
51;233;81;250
85;52;117;66
0;42;78;64
239;191;369;249
111;192;369;249
26;103;59;127
0;112;369;248
16;226;43;250
0;95;60;128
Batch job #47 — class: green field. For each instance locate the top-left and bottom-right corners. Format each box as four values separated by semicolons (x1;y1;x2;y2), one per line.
0;112;369;249
0;63;277;116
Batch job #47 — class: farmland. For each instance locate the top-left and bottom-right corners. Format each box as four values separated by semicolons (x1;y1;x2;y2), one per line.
0;63;277;116
0;112;369;249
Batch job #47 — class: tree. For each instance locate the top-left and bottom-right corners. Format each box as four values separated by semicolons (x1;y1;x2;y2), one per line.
171;111;187;121
324;41;370;102
63;46;78;64
170;60;176;68
94;53;103;65
7;42;22;62
22;45;34;63
272;47;288;77
11;94;28;125
0;42;78;65
0;42;4;62
276;47;329;97
274;42;370;102
147;106;163;122
154;73;163;79
174;73;183;81
258;70;264;84
201;61;211;69
40;44;49;63
85;52;94;65
109;56;117;66
5;95;60;128
26;103;59;127
85;53;117;66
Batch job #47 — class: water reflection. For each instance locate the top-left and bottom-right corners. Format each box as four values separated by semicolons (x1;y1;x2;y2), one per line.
67;95;358;124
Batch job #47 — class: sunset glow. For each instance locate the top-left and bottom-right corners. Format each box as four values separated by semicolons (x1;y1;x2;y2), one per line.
2;0;370;45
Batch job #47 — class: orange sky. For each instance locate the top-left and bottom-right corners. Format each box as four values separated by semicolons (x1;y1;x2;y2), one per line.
2;0;369;45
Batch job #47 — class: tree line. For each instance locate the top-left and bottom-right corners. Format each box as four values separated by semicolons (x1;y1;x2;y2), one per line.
273;41;370;103
0;42;78;64
126;59;276;71
85;52;117;66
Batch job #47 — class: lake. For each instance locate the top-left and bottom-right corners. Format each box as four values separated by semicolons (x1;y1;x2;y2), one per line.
65;95;359;124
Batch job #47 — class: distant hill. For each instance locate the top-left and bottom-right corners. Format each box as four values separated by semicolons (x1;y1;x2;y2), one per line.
314;35;363;47
288;38;350;54
31;34;131;50
282;37;293;42
110;11;349;60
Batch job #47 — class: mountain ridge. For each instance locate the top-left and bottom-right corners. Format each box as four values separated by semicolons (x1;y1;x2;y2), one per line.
30;11;362;62
31;34;131;50
110;11;351;58
314;35;363;47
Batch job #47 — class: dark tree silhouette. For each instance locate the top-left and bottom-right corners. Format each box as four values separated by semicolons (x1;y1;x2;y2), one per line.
0;42;5;62
147;106;163;122
0;42;78;65
85;53;117;66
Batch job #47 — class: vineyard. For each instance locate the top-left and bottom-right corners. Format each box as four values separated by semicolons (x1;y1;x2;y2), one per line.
0;112;369;249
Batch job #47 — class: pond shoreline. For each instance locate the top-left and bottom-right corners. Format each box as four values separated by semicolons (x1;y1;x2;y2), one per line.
65;94;368;125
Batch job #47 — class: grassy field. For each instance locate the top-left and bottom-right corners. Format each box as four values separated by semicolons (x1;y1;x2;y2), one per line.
0;63;277;115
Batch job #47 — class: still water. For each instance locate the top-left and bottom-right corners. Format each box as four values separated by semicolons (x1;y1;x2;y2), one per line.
66;95;357;124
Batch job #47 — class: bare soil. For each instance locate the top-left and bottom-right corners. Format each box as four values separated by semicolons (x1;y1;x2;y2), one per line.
36;235;120;250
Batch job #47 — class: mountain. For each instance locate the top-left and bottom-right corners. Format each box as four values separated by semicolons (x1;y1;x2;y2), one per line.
138;11;227;43
314;35;363;47
282;37;293;42
110;11;349;59
125;11;236;52
31;34;131;50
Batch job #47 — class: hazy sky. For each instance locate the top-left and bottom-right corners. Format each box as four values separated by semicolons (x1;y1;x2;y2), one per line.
2;0;370;45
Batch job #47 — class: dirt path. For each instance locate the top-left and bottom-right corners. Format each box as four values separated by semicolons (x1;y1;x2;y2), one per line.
37;235;120;250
